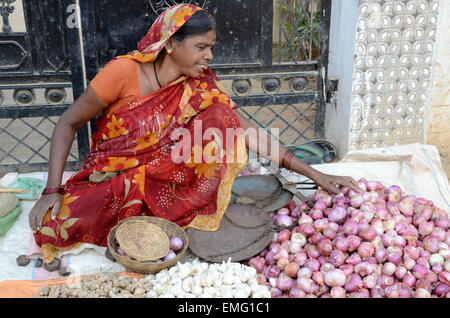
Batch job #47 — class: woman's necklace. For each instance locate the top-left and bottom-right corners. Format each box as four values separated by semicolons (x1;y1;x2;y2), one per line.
153;62;162;88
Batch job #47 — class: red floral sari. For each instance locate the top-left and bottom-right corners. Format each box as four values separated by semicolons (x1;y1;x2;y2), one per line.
34;4;247;263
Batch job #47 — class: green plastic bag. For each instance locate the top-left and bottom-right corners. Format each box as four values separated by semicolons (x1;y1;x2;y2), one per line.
0;203;21;236
7;177;46;200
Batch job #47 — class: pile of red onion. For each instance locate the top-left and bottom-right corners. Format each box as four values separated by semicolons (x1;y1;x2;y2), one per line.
247;178;449;298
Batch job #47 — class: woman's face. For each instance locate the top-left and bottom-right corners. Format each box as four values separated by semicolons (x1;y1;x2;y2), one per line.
168;30;216;78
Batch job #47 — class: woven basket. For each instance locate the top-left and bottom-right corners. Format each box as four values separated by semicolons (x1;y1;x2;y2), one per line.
107;216;189;274
115;219;170;261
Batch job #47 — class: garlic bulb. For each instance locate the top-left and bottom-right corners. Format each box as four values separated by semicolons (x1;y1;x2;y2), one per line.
142;257;269;298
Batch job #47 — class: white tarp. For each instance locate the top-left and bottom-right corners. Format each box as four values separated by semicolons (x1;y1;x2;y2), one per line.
0;143;448;282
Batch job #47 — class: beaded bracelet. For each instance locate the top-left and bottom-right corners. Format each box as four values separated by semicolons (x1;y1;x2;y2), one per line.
41;187;64;195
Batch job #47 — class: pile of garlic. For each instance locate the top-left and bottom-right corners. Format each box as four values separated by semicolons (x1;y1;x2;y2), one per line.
144;258;271;298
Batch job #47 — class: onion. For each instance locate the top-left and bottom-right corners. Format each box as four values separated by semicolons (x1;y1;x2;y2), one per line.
371;287;385;298
320;263;335;273
382;262;397;276
423;236;440;253
273;214;295;227
412;264;428;279
274;248;289;261
297;267;312;278
313;219;329;232
384;285;400;298
288;241;302;254
277;229;292;243
323;226;337;239
386;201;400;216
265;184;449;298
292;251;307;266
434;283;450;297
288;284;305;298
366;180;379;191
169;237;184;252
378;274;394;288
358;242;375;258
438;271;450;284
334;236;349;252
276;273;293;291
297;277;313;293
277;207;290;215
265;265;281;278
339;264;354;276
360;227;377;242
418;221;435;236
310;209;324;220
375;248;387;263
270;287;283;298
398;198;414;216
425;270;438;284
386;246;402;266
431;228;446;241
306;244;320;259
354;261;376;277
349;195;363;208
397;283;412;298
394;265;407;280
348;235;362;252
249;257;266;273
312;271;325;286
317;238;333;256
309;232;324;245
429;253;444;267
291;232;307;246
305;258;320;272
328;207;347;223
298;223;315;237
324;269;346;287
431;263;443;273
402;273;416;288
330;250;347;267
371;218;384;236
330;286;346;298
276;257;289;270
345;274;363;292
346;253;362;266
285;262;300;278
404;245;420;260
116;247;126;256
363;274;377;289
414;288;431;298
343;220;359;236
435;217;449;230
162;250;176;261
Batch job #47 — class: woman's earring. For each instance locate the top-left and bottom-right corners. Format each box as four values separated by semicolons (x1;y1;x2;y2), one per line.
167;48;173;55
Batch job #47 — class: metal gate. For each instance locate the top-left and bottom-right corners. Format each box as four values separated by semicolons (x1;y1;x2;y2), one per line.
0;0;332;174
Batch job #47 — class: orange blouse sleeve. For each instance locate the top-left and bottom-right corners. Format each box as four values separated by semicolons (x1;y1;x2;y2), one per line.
90;59;127;105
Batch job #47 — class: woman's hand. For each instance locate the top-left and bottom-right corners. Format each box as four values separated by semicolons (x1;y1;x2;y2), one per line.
312;173;361;195
29;194;62;233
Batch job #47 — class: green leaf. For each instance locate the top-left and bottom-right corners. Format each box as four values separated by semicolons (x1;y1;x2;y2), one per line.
61;218;80;229
124;178;131;197
122;199;142;209
60;228;68;240
40;227;57;239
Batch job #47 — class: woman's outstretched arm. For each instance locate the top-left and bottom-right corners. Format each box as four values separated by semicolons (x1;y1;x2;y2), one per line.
235;112;360;195
29;85;107;232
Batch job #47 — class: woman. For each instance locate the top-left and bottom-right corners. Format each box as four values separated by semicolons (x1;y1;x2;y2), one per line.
29;4;359;265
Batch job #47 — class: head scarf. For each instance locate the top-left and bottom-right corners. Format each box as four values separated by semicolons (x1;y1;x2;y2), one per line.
118;4;203;63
